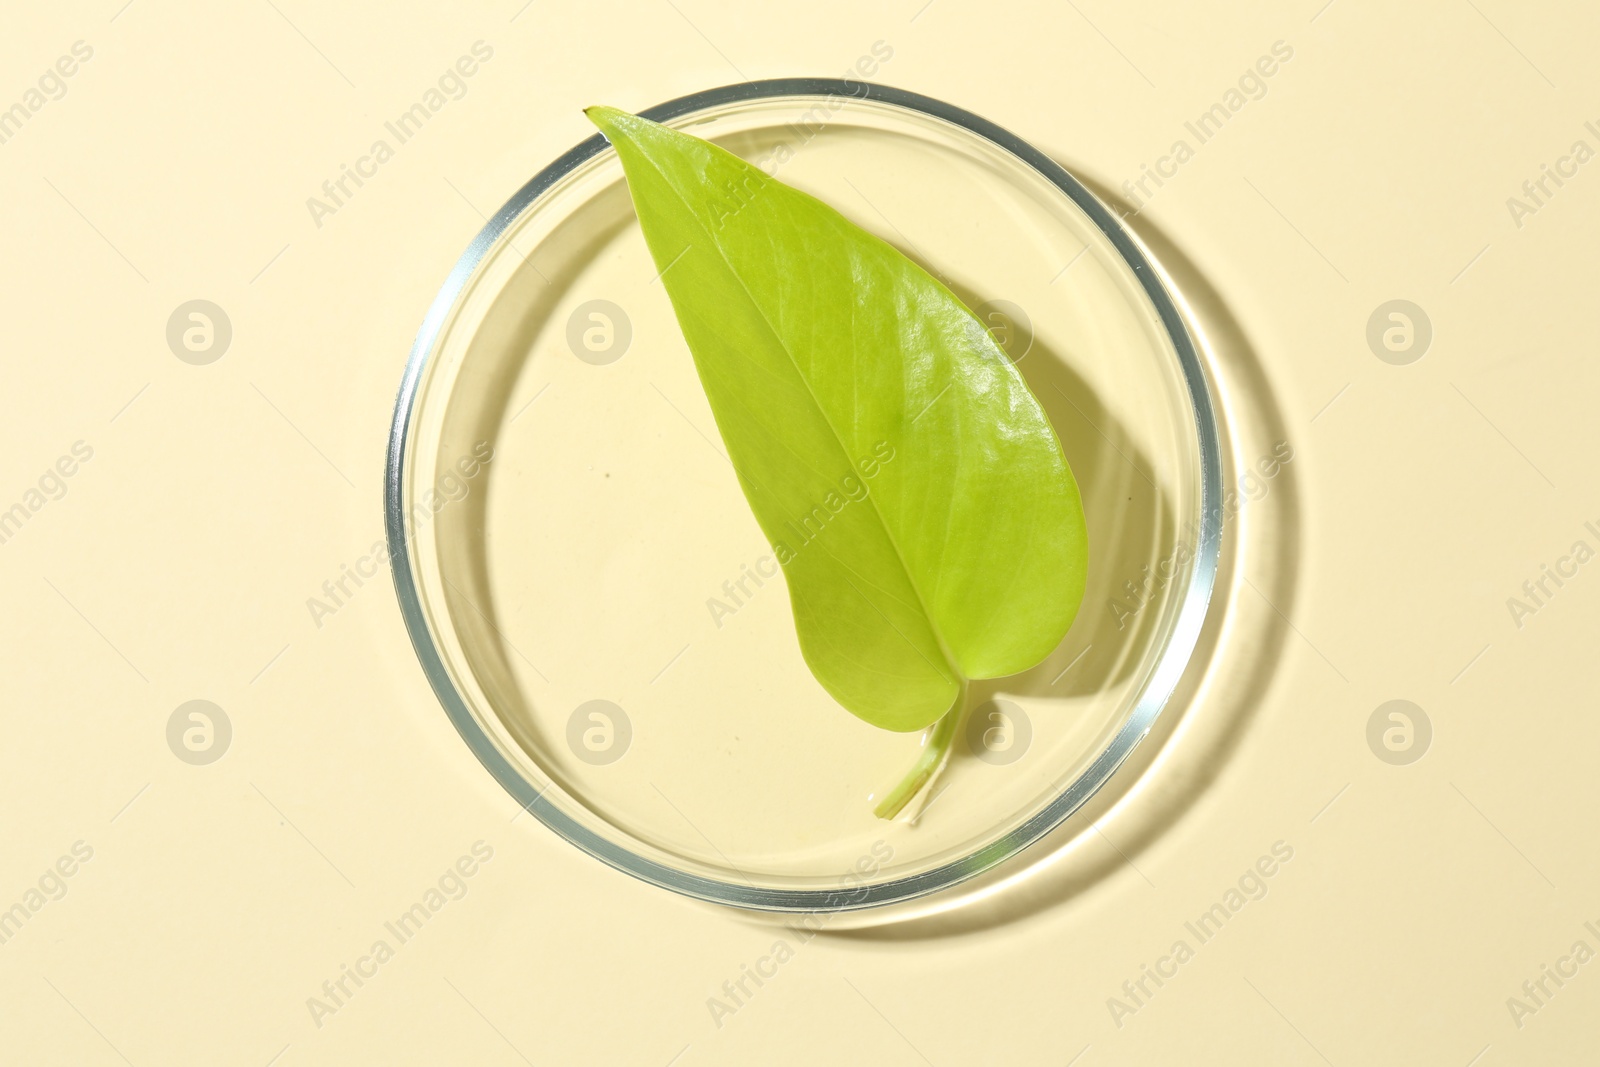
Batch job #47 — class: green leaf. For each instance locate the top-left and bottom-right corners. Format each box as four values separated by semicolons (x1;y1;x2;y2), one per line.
587;106;1087;737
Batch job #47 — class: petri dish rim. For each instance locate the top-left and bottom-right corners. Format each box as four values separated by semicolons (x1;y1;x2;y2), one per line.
384;77;1224;912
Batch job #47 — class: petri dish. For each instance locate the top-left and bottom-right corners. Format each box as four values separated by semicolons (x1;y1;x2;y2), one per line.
385;78;1222;912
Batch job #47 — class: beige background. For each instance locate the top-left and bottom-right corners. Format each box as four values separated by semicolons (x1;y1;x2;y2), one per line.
3;0;1598;1063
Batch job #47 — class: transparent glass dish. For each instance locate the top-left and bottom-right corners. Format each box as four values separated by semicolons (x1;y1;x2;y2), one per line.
385;79;1221;912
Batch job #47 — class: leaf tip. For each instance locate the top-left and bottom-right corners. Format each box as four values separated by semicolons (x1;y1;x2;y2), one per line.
583;104;630;134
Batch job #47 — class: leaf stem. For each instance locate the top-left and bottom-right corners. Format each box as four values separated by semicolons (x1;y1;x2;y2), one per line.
873;683;967;821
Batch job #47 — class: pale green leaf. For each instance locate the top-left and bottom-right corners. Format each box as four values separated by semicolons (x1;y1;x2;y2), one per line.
588;106;1087;734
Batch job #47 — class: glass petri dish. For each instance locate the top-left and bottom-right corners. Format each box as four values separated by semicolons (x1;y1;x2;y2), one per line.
385;79;1221;912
